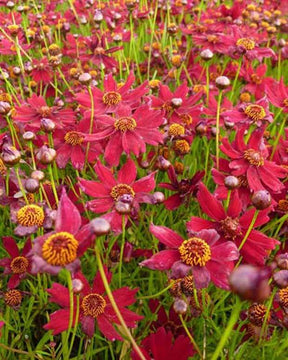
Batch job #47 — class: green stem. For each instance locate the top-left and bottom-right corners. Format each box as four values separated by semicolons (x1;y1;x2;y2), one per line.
15;166;28;204
84;86;94;171
211;298;241;360
238;209;259;250
179;314;203;359
270;115;286;160
47;163;59;205
229;57;242;101
95;245;146;360
215;90;223;170
118;215;126;287
139;281;175;299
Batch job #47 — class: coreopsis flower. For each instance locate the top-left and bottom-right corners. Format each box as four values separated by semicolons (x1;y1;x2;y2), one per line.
76;72;148;116
159;165;204;210
84;104;163;166
44;269;143;339
78;159;156;232
13;94;76;130
31;189;92;275
141;224;239;290
266;78;288;112
132;327;195;360
53;121;103;170
220;127;286;193
221;97;273;127
150;82;203;123
0;237;32;288
187;183;279;265
31;58;53;83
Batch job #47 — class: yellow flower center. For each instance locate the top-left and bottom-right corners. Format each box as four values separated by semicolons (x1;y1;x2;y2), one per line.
4;289;22;307
180;114;193;125
248;303;270;327
64;131;84;146
168;124;185;137
10;256;29;274
0;158;7;176
173;139;190;155
236;38;255;50
114;117;137;132
102;91;122;105
81;293;106;318
42;232;78;266
239;92;251;103
244;149;264;166
244;104;266;121
110;184;135;201
179;237;211;267
17;205;45;227
251;74;262;85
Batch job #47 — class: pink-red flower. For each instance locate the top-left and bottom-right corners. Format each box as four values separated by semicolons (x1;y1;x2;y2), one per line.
78;159;156;232
141;224;239;290
44;269;143;339
0;237;32;288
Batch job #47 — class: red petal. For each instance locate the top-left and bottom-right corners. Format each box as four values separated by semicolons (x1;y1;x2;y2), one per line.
2;237;19;258
44;309;70;335
55;189;81;234
118;158;137;184
150;224;183;248
140;250;180;270
197;183;225;220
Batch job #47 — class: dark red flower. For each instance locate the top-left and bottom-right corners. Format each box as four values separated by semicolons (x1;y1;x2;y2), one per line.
159;165;204;210
31;58;53;84
0;237;32;288
220;127;286;193
78;159;156;233
187;183;279;265
44;269;143;340
141;224;239;290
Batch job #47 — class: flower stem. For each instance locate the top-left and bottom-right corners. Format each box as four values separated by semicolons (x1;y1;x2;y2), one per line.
215;90;223;170
15;166;29;204
84;86;94;171
118;215;126;287
229;57;242;101
139;281;175;299
47;163;59;205
179;314;203;359
95;244;146;360
238;209;259;250
270;115;286;160
210;297;241;360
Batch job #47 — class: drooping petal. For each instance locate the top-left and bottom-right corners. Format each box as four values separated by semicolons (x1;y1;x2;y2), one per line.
55;189;81;234
44;309;70;335
197;183;226;221
150;224;184;248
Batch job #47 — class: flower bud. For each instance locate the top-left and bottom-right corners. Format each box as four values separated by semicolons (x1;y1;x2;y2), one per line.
251;190;271;210
171;98;183;108
276;253;288;270
36;146;56;164
115;201;131;214
1;145;21;166
31;170;45;181
24;178;39;193
72;278;84;293
90;218;111;236
273;270;288;288
229;265;271;302
0;101;11;115
215;76;230;90
23;131;36;141
78;73;92;85
200;49;214;61
173;298;188;314
93;10;103;23
156;155;171;171
13;66;21;76
153;191;165;204
40;118;56;133
224;176;239;189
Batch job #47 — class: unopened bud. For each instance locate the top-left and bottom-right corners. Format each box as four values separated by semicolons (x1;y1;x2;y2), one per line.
173;298;188;314
1;145;21;166
36;146;56;164
25;178;39;193
200;49;214;60
90;218;111;236
215;76;230;90
251;190;271;210
31;170;45;181
224;176;239;189
40;118;55;133
115;201;131;214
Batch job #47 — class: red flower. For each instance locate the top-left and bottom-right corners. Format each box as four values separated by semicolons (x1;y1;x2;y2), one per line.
266;78;288;112
84;104;163;166
132;327;195;360
76;72;148;115
14;94;76;130
0;237;32;289
220;127;286;193
141;224;239;290
31;189;92;275
159;165;204;210
78;159;156;233
31;58;53;84
44;269;143;340
187;183;279;265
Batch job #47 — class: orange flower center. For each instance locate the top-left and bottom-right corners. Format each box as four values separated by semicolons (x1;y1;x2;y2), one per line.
94;47;105;55
207;35;219;43
10;256;29;274
0;158;6;176
102;91;122;105
220;217;241;239
17;205;45;227
279;287;288;308
4;289;22;307
251;74;262;84
39;106;52;117
64;131;84;146
180;113;193;125
278;199;288;212
283;99;288;107
110;184;135;201
236;38;255;50
81;293;106;318
244;149;264;166
248;303;270;327
244;104;266;121
173;139;190;155
42;232;78;266
114;117;137;132
179;237;211;267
